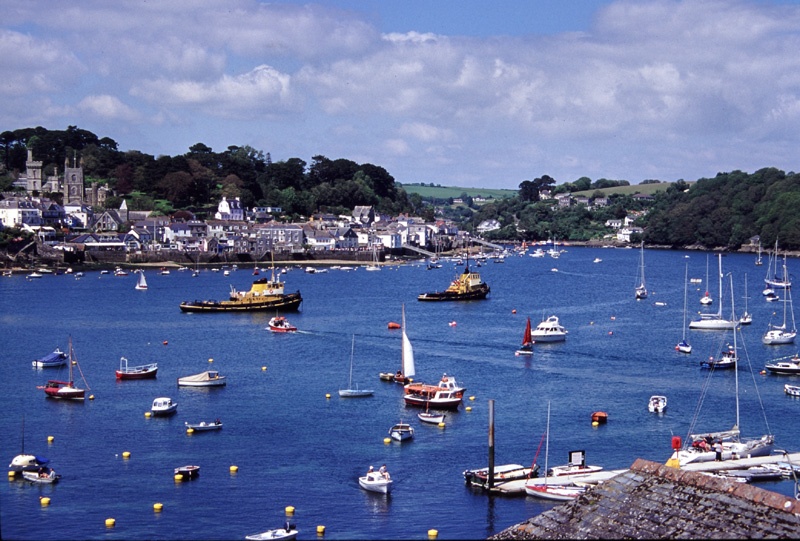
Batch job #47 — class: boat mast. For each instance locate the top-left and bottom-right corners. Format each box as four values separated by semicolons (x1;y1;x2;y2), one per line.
682;264;689;342
543;401;550;485
730;274;740;435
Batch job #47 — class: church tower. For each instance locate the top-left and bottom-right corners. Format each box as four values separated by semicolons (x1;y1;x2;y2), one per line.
63;154;85;205
25;149;43;193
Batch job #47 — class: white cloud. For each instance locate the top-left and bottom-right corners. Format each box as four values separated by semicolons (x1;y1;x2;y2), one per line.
77;95;139;121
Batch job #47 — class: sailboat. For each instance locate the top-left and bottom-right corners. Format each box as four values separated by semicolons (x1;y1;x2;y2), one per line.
755;240;763;266
38;336;90;400
515;317;534;356
8;415;51;474
135;269;148;290
338;335;374;397
524;402;588;501
676;264;692;353
634;241;647;300
667;274;775;467
764;240;791;290
739;273;752;325
688;254;736;330
700;254;712;305
380;304;416;384
762;264;796;345
365;236;381;271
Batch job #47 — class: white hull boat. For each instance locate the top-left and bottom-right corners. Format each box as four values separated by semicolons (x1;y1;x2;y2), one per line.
648;395;667;413
530;315;567;342
177;370;226;387
359;472;392;494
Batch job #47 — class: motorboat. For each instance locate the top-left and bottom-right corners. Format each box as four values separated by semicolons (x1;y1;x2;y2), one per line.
648;395;667;413
185;420;223;432
700;344;737;369
22;466;61;484
174;465;199;479
32;347;67;368
389;422;414;442
403;374;464;410
591;411;608;424
359;470;393;494
530;315;568;343
245;523;298;541
546;450;603;478
463;463;539;489
151;397;177;416
177;370;227;387
268;316;297;333
785;384;800;397
116;357;158;379
525;483;587;501
765;354;800;375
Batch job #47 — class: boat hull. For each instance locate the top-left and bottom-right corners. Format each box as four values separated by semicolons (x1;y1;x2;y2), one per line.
359;474;392;494
525;484;587;501
418;412;445;424
417;285;489;301
179;292;302;313
116;365;158;380
403;394;461;410
245;529;298;541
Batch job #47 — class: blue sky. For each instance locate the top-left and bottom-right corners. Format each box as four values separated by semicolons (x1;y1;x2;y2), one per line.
3;0;800;189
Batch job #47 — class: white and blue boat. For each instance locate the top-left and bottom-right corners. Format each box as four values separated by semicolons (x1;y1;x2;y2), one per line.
32;348;67;368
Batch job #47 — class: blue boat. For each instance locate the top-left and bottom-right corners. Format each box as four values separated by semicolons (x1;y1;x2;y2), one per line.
32;348;67;368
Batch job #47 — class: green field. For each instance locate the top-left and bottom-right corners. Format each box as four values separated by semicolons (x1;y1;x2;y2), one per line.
398;183;517;199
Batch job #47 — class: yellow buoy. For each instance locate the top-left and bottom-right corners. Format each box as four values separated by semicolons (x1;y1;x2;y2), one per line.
262;366;267;371
105;518;115;527
285;505;295;515
208;358;213;363
465;406;472;412
8;471;17;478
316;525;326;535
89;394;95;400
230;465;239;473
40;496;51;506
187;428;194;434
122;451;131;459
153;503;163;512
145;412;151;418
428;529;439;538
384;437;391;444
592;421;599;427
325;393;331;399
47;436;54;443
469;396;475;401
438;422;446;428
174;474;183;482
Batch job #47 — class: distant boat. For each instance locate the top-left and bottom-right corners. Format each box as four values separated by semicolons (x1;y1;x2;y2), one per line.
245;523;298;541
762;265;796;345
37;337;89;400
648;395;667;413
116;357;158;380
764;240;791;290
515;317;534;356
359;467;392;494
765;353;800;375
739;273;752;325
389;421;414;442
32;347;68;368
676;264;692;353
634;241;647;300
379;304;415;384
177;370;227;387
689;254;736;330
135;270;148;290
174;465;199;479
530;315;567;343
339;335;373;398
700;254;712;305
417;259;490;301
268;316;297;333
403;374;464;410
22;466;61;484
151;397;177;416
185;420;223;432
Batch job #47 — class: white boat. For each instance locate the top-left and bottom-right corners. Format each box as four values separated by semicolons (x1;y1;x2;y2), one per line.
417;410;445;425
689;254;736;330
667;276;775;467
765;353;800;375
463;463;538;490
762;267;796;345
676;263;692;353
764;239;792;290
389;422;414;442
151;396;177;416
364;241;381;271
525;404;591;502
785;384;800;397
22;466;61;484
739;273;752;324
37;337;89;400
32;347;68;368
185;420;222;432
177;370;227;387
634;241;647;300
648;395;667;413
134;269;148;290
530;315;568;342
515;317;534;356
700;343;737;370
700;254;713;305
379;304;415;384
593;257;602;263
8;416;51;474
403;374;464;410
359;468;393;494
245;524;298;541
546;450;603;478
339;335;374;397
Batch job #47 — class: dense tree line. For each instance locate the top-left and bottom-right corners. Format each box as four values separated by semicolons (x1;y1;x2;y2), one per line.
0;127;414;220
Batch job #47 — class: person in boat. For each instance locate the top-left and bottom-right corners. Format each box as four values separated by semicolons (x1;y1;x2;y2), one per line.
379;464;389;479
215;418;221;425
367;465;374;476
714;440;723;461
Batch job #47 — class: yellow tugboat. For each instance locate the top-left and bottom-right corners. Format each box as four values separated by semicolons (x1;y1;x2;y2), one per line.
179;264;302;312
417;263;490;301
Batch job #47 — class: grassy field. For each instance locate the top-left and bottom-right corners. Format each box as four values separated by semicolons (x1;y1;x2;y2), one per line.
400;181;691;200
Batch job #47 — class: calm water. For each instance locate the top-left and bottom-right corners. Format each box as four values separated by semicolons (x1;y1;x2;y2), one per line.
2;247;800;540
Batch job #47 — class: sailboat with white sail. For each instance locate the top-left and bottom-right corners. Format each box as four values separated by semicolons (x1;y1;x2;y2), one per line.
700;254;712;305
739;273;752;325
764;239;791;291
380;304;416;384
668;274;775;466
762;265;796;345
634;241;647;300
689;254;736;330
676;264;692;353
339;335;374;398
135;269;148;290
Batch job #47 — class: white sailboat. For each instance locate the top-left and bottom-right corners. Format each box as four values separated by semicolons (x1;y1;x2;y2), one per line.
634;241;647;300
688;254;736;330
676;264;692;353
365;236;381;271
339;335;374;398
699;254;712;305
755;240;763;266
764;240;791;290
762;265;796;345
525;402;588;501
135;269;148;290
739;273;752;325
668;275;775;467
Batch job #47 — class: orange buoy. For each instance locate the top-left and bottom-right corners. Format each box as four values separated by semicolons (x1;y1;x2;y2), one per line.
388;322;401;329
449;321;457;327
162;340;168;345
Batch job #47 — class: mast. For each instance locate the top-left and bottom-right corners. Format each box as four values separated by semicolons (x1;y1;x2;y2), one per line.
543;401;551;485
730;274;739;435
682;264;688;342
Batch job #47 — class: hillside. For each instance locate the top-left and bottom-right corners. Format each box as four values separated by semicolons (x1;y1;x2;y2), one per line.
398;183;517;200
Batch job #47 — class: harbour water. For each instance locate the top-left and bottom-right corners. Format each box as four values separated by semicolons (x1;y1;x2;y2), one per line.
2;246;800;540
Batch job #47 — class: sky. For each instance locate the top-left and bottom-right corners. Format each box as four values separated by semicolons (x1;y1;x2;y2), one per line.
3;0;800;189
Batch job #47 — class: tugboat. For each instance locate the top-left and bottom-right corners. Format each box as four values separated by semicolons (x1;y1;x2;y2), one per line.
417;262;489;301
179;258;302;313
